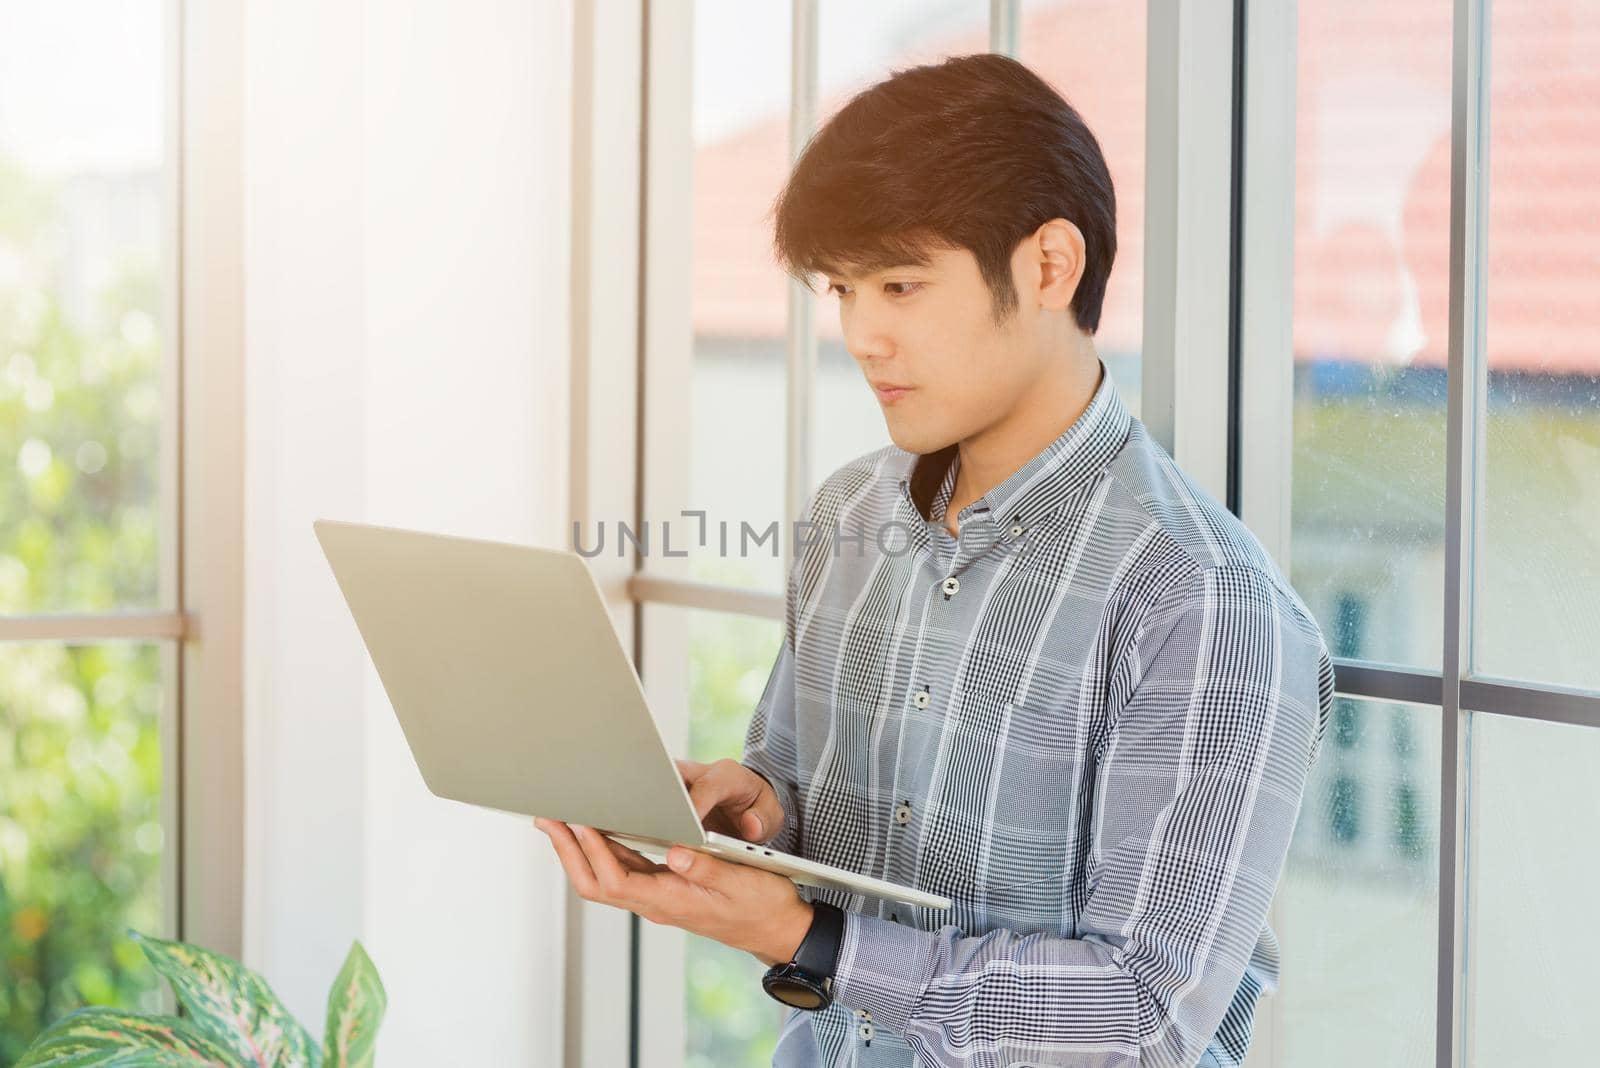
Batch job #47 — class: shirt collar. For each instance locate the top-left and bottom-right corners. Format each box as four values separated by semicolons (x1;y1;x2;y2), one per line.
899;357;1132;529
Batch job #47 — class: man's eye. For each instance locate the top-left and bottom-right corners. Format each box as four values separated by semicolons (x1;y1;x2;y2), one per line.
827;281;920;298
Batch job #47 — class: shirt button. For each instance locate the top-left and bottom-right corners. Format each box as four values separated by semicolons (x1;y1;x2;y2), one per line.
1010;522;1025;537
941;576;960;596
856;1009;870;1019
858;1022;875;1041
893;802;913;826
911;689;930;709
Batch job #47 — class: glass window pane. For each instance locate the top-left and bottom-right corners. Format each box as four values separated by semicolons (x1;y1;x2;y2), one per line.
808;4;1145;491
1466;713;1600;1063
810;2;990;485
1275;697;1440;1066
650;606;784;1068
0;642;168;1060
689;1;791;591
1475;5;1600;692
0;1;168;613
1019;0;1144;418
1289;1;1453;671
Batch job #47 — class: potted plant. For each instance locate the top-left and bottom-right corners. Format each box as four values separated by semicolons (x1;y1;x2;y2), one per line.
15;929;385;1067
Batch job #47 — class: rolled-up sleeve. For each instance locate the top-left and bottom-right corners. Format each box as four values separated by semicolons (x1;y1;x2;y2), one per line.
828;563;1335;1068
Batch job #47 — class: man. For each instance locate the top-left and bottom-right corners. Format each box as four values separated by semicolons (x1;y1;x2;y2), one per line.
538;52;1333;1067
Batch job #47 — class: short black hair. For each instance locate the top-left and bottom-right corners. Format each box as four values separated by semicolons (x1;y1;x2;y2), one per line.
770;52;1117;334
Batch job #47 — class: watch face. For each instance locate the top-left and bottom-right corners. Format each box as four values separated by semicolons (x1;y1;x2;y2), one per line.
763;966;830;1010
774;980;825;1010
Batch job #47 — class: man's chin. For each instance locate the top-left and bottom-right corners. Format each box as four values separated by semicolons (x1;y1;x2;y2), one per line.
885;423;956;457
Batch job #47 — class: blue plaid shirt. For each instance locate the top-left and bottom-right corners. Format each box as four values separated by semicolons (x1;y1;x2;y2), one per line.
741;359;1334;1067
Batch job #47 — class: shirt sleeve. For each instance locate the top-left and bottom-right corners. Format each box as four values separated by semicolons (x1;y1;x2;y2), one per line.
828;563;1336;1068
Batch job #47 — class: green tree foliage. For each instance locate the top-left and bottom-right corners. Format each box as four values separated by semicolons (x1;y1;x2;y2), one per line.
684;612;785;1068
1;154;166;1065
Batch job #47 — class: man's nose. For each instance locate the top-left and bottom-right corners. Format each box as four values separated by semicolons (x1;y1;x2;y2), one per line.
841;301;893;363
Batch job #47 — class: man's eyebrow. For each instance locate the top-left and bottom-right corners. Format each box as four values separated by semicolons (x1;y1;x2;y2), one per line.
824;263;931;282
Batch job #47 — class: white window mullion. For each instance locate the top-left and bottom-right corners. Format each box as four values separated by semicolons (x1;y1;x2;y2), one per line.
1142;0;1235;501
162;0;186;961
1440;0;1493;1065
566;2;645;1065
783;0;819;579
1232;1;1299;1063
634;0;695;1063
1236;0;1298;577
177;0;247;960
989;0;1019;58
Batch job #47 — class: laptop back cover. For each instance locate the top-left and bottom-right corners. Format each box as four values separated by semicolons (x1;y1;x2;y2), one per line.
313;518;705;847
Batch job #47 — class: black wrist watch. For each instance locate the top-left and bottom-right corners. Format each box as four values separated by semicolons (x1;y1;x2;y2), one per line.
762;902;844;1011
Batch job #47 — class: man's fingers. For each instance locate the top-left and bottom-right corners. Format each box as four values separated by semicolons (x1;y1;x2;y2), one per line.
687;774;745;835
740;809;769;842
666;844;736;894
687;775;725;822
679;761;788;843
571;825;647;902
744;780;786;844
601;833;668;874
537;820;601;899
681;759;739;832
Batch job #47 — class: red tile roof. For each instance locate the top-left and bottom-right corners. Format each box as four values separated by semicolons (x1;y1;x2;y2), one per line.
692;0;1600;376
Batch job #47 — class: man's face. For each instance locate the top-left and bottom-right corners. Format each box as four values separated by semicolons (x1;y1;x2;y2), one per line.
825;239;1051;455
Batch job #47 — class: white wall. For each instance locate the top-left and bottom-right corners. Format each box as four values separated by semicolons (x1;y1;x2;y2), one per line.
242;1;572;1063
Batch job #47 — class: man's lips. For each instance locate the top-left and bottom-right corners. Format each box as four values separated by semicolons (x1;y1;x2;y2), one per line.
871;383;914;404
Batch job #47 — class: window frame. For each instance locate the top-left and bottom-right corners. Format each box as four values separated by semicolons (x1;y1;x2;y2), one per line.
602;1;1240;1065
1235;3;1600;1068
0;0;247;961
573;1;1600;1066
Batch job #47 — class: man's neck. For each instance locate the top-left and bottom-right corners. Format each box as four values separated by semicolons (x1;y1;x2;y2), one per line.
941;349;1103;537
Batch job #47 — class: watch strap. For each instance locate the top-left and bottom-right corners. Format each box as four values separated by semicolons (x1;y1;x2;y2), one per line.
792;901;844;979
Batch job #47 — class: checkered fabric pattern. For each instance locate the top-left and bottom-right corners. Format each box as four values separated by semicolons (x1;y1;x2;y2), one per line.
742;359;1335;1068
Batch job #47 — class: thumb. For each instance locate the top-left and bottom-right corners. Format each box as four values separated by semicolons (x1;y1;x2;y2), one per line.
741;809;766;840
666;846;724;888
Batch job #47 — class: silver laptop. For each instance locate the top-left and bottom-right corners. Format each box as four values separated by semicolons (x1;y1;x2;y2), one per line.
313;518;950;911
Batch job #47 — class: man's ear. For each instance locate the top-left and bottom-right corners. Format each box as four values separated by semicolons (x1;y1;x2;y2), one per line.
1033;217;1086;313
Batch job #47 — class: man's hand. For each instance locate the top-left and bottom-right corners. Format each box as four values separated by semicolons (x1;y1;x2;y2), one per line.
533;817;814;967
674;757;786;844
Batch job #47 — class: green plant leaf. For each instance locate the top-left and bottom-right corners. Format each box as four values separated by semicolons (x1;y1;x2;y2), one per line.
321;942;385;1068
14;1006;242;1066
129;931;320;1068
